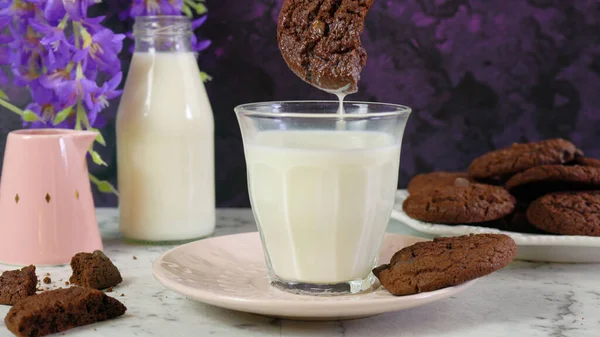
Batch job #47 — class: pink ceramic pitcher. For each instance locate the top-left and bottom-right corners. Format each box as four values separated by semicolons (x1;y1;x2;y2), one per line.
0;129;103;265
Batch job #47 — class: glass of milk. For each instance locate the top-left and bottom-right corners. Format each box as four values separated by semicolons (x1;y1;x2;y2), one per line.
116;16;215;243
236;101;411;295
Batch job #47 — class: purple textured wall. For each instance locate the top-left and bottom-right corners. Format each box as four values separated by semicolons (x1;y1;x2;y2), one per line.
1;0;599;207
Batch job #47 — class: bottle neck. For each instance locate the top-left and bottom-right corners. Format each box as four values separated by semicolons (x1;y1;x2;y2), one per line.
134;35;192;53
133;16;193;53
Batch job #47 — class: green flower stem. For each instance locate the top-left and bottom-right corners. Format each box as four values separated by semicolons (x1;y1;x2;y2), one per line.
58;14;69;30
0;98;25;117
89;174;120;196
75;99;83;130
73;22;81;49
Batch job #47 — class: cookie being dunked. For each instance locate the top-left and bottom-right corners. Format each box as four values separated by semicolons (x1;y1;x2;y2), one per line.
278;0;374;93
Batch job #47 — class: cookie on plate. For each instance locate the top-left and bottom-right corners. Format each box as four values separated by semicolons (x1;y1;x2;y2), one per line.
526;191;600;236
468;139;579;179
575;156;600;168
373;234;517;296
402;184;516;224
277;0;374;93
0;265;37;305
5;287;126;337
505;165;600;201
407;171;472;194
487;212;549;234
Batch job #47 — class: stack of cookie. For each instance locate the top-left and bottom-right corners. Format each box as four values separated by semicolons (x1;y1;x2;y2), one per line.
403;139;600;236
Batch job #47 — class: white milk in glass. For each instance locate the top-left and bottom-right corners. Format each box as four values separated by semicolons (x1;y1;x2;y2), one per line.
246;130;400;283
117;51;215;242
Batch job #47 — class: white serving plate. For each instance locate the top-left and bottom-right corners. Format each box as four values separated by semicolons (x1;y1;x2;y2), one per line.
152;232;475;321
392;190;600;263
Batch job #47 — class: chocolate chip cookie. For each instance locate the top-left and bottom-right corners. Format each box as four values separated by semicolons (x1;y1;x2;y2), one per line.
402;184;516;224
468;139;579;179
526;191;600;236
373;234;517;296
576;156;600;168
0;265;37;305
407;171;472;194
70;250;122;290
505;165;600;201
5;287;126;337
278;0;374;93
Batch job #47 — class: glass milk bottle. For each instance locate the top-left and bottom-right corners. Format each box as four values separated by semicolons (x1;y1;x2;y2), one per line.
116;16;215;243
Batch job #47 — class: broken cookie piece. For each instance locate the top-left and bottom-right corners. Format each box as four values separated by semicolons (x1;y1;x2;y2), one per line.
5;287;126;337
70;251;122;290
373;234;517;296
277;0;375;93
0;265;37;305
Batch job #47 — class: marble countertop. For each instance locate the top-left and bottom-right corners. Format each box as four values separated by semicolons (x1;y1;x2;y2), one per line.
0;208;599;337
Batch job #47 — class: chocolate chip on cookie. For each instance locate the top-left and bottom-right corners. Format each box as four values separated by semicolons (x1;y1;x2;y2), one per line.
468;139;579;179
575;156;600;168
526;191;600;236
277;0;374;93
373;234;517;296
505;165;600;201
407;171;473;194
402;184;516;224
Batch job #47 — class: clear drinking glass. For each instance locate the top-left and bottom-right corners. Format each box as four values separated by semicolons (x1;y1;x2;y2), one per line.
236;101;411;295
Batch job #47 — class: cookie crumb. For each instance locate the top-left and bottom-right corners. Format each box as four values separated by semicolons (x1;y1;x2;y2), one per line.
120;294;124;297
65;281;69;286
43;277;51;284
133;256;137;260
106;287;113;292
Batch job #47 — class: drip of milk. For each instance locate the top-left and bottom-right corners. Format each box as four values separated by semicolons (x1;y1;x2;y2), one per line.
324;84;350;115
334;92;347;130
335;92;346;115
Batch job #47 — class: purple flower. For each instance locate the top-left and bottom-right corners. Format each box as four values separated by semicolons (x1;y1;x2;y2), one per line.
29;18;67;51
190;15;211;52
11;49;44;85
0;1;36;18
84;72;121;125
81;15;106;32
82;28;125;73
191;15;207;29
28;80;56;105
191;36;211;52
130;0;183;16
43;0;67;24
62;0;96;21
55;76;98;107
22;102;63;128
39;66;73;90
